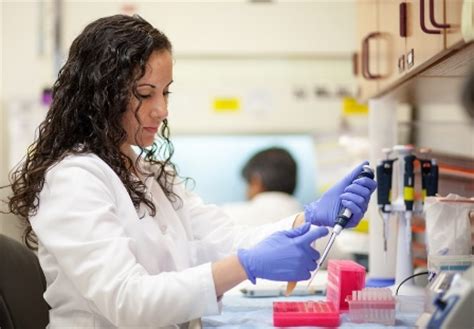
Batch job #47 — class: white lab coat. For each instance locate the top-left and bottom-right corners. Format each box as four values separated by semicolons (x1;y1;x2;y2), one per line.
31;153;296;329
221;192;302;226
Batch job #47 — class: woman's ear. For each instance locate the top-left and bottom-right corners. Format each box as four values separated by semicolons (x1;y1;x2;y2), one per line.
247;174;264;200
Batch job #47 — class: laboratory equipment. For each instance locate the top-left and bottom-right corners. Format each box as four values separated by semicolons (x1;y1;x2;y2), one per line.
326;260;366;311
376;149;396;253
392;145;415;290
428;254;474;274
241;287;318;297
240;280;326;297
419;266;474;329
306;165;374;287
425;195;473;268
273;301;340;327
403;154;416;251
285;281;297;296
375;145;439;292
418;157;438;203
346;288;396;325
416;255;474;327
276;260;366;326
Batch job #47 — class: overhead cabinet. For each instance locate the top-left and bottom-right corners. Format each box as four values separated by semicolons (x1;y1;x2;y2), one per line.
445;0;468;47
356;0;471;101
356;0;380;101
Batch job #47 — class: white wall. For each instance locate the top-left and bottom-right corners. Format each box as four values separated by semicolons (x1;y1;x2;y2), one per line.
63;1;356;56
413;77;474;157
0;1;21;241
416;103;474;157
169;57;353;134
2;1;55;100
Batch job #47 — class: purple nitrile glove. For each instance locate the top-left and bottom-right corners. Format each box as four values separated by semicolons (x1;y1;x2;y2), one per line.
237;223;329;284
304;161;377;228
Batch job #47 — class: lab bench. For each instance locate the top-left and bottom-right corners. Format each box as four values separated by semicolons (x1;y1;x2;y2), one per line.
202;288;422;328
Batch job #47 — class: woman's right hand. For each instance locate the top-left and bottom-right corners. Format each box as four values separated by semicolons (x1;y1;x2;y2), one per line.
237;223;328;284
303;162;377;228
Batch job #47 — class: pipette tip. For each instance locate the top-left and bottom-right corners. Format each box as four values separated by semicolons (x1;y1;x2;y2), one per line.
285;281;297;296
306;267;320;288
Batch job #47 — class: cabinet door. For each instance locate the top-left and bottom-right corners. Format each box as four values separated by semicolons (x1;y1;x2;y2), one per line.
405;0;445;72
378;0;408;90
356;0;379;102
445;0;467;48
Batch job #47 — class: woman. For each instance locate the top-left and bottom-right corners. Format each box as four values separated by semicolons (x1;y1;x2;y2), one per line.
5;15;376;328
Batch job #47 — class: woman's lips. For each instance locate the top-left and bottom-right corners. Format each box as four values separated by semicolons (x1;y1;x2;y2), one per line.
144;127;158;134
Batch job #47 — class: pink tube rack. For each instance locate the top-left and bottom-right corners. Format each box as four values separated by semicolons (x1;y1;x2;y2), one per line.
273;301;340;327
326;260;366;311
346;288;396;325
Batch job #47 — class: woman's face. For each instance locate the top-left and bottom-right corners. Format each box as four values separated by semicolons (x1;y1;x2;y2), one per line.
122;50;173;150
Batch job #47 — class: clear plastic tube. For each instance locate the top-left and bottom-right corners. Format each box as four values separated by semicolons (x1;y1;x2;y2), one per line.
346;288;396;325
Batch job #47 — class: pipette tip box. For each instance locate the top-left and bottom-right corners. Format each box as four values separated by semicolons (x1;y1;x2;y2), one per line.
346;288;396;325
326;260;366;311
273;301;340;327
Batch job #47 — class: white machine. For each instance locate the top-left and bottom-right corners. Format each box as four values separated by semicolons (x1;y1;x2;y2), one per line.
417;266;474;329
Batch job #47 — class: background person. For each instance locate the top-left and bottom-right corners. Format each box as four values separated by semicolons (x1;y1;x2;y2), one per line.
222;147;302;226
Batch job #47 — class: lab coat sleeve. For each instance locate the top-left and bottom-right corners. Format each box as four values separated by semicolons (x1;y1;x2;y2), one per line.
31;156;220;327
178;186;297;260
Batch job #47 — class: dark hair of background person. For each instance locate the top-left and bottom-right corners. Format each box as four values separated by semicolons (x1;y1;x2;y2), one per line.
242;147;297;195
2;15;180;249
461;66;474;120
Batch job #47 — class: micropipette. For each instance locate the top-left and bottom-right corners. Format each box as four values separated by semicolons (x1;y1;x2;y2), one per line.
376;156;396;254
403;155;416;250
419;158;438;201
307;165;375;287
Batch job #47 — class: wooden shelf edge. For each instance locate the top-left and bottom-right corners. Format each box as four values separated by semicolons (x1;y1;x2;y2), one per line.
369;41;474;101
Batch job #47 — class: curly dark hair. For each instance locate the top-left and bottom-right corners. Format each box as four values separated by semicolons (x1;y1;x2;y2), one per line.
3;14;179;249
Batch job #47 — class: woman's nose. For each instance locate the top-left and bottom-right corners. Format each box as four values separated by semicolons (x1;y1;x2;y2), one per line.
151;99;168;119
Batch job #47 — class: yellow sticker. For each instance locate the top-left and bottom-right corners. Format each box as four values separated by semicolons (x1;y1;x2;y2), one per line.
353;218;369;233
342;97;368;116
404;187;414;201
213;98;241;113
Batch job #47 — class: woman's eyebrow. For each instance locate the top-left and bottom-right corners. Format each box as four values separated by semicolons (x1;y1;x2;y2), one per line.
138;80;173;88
